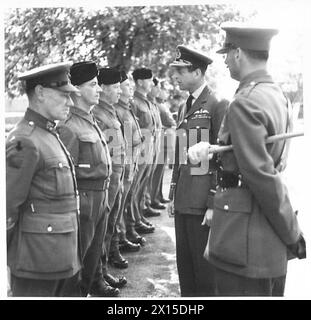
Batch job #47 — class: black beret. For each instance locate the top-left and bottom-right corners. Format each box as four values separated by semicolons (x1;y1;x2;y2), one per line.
18;62;79;93
216;24;279;54
132;68;153;81
120;70;128;83
170;46;213;69
98;67;121;85
70;61;98;86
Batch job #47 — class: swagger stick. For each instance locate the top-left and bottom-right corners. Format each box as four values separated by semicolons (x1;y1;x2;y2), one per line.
208;131;304;154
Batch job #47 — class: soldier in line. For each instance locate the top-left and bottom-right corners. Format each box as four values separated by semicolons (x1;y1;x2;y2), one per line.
168;46;228;296
145;77;166;212
152;80;176;205
189;25;305;296
57;61;117;297
92;67;128;289
6;62;81;296
129;68;158;234
114;70;145;251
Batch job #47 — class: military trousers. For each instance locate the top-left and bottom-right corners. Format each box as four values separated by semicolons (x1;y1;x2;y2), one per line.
74;189;108;296
213;266;286;296
101;165;124;275
175;213;216;297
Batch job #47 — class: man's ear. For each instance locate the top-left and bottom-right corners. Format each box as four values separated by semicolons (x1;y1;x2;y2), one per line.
34;85;45;102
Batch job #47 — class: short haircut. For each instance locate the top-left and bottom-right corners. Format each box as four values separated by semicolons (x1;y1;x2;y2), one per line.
186;63;207;75
242;49;269;61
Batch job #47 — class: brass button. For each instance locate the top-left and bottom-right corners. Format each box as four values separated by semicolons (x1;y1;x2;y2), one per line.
224;205;229;211
29;121;34;126
58;162;63;168
47;225;53;232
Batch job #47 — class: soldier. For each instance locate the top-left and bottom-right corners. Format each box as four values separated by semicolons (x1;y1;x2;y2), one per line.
114;70;145;250
188;25;305;296
168;45;228;296
93;67;128;286
129;68;158;234
6;62;81;296
57;61;118;297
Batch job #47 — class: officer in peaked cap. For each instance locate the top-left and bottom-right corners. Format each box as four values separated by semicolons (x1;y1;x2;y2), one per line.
7;62;81;297
169;45;228;297
57;61;118;297
189;24;305;296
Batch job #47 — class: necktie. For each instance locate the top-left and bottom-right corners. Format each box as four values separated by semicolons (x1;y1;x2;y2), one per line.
186;94;194;113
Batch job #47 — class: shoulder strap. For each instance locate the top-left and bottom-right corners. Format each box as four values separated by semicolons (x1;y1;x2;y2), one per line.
275;94;293;171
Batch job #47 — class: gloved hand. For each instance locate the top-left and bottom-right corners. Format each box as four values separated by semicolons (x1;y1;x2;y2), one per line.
201;208;213;226
188;141;215;164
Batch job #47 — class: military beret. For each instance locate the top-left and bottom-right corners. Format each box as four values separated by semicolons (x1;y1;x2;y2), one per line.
98;67;121;85
18;62;79;93
169;45;213;69
216;24;279;54
132;68;153;81
120;70;128;83
70;61;98;86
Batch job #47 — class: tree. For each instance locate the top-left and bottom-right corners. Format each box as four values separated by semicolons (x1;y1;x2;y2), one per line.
5;5;245;98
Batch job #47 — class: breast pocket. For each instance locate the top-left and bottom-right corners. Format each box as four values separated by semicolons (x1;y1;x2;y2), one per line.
43;157;74;197
78;133;101;166
207;188;253;267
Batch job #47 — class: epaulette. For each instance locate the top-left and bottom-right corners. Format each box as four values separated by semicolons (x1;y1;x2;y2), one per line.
13;120;36;137
236;81;259;98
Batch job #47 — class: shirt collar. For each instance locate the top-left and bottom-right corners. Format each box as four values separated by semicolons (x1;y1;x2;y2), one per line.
97;100;116;116
191;82;207;100
238;69;273;92
24;108;56;133
115;99;130;110
70;106;95;124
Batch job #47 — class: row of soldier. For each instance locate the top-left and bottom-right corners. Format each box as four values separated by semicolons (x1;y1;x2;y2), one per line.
6;59;178;297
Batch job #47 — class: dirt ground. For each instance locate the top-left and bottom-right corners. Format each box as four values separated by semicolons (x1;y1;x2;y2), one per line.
109;167;181;298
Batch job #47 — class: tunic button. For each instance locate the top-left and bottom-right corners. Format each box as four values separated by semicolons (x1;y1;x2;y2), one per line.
224;205;229;211
59;162;63;168
183;119;187;123
183;132;186;137
47;225;53;232
29;121;34;126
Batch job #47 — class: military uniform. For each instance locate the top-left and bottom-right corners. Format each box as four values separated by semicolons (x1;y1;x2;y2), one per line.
204;25;304;296
114;98;144;244
130;88;157;226
6;62;81;297
169;46;228;296
7;109;81;296
58;104;112;295
93;99;127;269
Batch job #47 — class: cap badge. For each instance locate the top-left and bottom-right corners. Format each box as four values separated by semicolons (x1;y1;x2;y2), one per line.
176;48;181;59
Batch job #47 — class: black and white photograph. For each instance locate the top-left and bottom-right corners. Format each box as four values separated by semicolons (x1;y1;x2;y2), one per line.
2;0;310;303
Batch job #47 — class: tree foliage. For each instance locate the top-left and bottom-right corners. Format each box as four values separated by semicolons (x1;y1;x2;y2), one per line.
5;5;245;97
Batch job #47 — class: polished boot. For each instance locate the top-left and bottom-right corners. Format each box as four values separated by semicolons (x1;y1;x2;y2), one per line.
119;239;141;253
143;207;161;217
150;201;166;210
103;274;127;289
109;250;129;269
126;228;146;246
135;222;155;234
89;279;119;297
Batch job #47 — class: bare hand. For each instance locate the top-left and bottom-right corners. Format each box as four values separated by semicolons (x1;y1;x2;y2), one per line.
201;208;213;226
188;142;213;164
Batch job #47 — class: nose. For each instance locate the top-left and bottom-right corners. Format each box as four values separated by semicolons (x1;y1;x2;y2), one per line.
97;84;102;92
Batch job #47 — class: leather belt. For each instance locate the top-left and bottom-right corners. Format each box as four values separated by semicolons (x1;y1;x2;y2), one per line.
217;170;246;188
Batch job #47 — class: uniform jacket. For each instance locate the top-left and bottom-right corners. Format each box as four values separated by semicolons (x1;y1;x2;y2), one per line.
115;99;143;163
57;106;112;191
93;101;127;168
6;108;81;280
206;69;301;278
132;91;157;163
171;86;228;215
